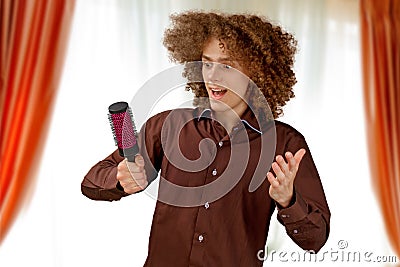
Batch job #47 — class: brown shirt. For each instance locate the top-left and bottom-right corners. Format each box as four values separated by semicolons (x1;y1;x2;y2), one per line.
81;107;330;267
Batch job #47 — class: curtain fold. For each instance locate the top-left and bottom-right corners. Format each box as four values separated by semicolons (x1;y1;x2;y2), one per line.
0;0;75;244
360;0;400;259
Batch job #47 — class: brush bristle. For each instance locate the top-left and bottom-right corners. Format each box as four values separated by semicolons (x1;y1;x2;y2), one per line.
108;102;139;159
108;113;118;146
109;111;137;149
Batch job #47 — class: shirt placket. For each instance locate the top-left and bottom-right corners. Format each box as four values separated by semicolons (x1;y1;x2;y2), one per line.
188;136;229;267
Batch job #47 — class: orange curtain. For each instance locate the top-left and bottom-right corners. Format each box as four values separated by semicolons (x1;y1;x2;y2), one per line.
360;0;400;260
0;0;75;244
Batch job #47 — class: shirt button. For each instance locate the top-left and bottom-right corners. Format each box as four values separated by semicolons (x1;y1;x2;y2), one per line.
198;235;204;242
293;229;298;234
212;169;217;176
204;202;210;209
218;141;223;147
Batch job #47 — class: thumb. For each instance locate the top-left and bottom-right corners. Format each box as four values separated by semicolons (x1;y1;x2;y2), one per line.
135;154;145;167
294;148;306;165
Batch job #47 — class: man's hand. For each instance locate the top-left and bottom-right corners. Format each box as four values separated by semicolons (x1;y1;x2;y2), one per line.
116;154;148;194
267;148;306;208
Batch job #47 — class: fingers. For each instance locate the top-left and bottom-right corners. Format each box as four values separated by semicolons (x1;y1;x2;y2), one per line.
294;148;306;164
274;149;307;175
276;155;289;174
268;149;305;208
273;154;291;182
118;173;148;194
267;172;279;187
134;154;145;167
272;161;286;181
126;156;144;173
285;152;297;173
123;177;148;194
287;148;306;172
116;155;148;194
268;148;306;183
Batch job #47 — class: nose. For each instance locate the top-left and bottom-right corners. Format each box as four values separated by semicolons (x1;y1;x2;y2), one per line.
203;63;222;82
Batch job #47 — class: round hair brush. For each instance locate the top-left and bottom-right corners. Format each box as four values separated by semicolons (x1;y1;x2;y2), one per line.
108;101;139;162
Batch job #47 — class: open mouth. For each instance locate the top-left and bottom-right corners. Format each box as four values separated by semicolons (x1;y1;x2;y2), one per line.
210;88;228;100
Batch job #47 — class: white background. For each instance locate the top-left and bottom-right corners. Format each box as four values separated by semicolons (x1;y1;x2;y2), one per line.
0;0;397;266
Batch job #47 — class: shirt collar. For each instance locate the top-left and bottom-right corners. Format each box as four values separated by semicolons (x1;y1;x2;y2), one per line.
193;107;267;135
196;108;212;120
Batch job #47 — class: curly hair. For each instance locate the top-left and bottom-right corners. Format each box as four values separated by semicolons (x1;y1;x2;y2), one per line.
163;11;297;119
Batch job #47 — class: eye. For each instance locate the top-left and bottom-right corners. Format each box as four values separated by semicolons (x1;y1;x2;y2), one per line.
202;61;213;68
222;64;232;70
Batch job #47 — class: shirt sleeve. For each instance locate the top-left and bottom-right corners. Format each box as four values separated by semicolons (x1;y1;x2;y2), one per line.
81;149;129;201
81;111;167;201
276;130;331;253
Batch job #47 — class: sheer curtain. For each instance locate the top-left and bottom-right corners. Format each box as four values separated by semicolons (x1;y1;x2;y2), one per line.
0;0;396;266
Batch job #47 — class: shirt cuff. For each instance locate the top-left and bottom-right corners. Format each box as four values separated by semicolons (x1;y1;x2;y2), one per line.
277;191;308;224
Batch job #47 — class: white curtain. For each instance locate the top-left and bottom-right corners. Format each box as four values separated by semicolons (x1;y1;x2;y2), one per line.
0;0;396;266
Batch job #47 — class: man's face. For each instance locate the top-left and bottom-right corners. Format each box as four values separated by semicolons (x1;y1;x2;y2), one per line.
201;37;250;116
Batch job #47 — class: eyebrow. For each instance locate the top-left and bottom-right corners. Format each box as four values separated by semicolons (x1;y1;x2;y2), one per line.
201;54;233;63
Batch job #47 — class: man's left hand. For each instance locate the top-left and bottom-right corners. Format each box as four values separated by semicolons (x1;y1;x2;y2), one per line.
267;148;306;208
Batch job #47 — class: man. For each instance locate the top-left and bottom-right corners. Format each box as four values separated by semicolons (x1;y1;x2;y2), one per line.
82;11;330;267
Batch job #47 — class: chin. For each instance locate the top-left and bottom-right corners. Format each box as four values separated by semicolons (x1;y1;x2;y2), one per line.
210;102;236;115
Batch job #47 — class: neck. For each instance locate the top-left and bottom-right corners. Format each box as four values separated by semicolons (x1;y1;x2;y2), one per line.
213;106;247;134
